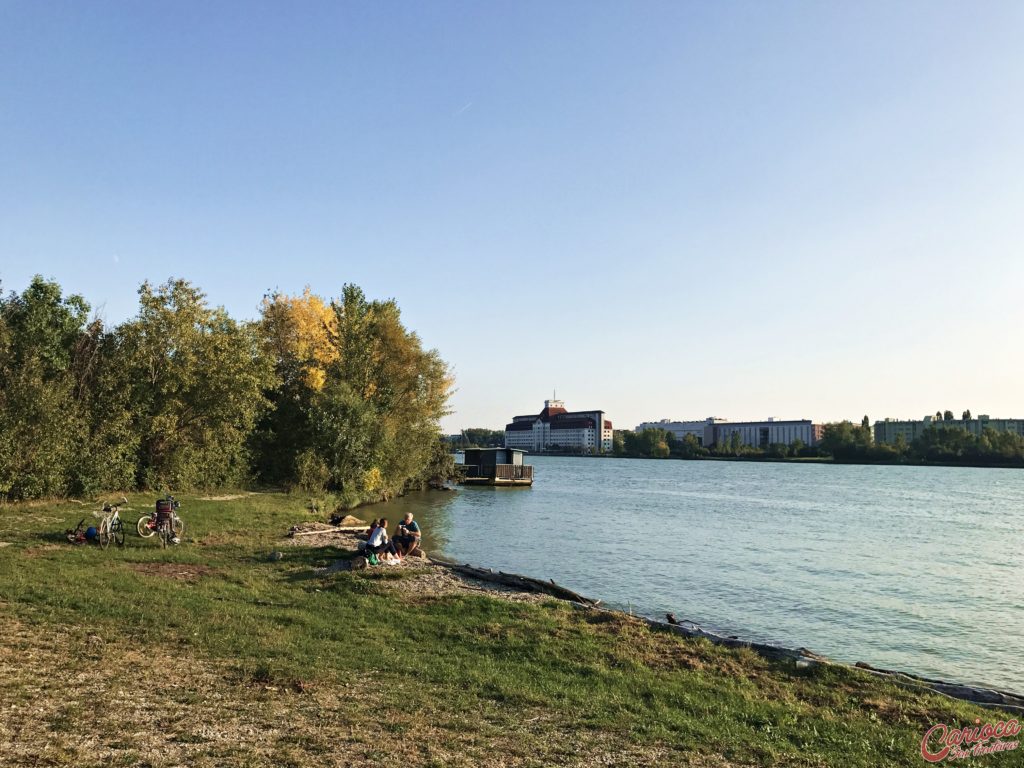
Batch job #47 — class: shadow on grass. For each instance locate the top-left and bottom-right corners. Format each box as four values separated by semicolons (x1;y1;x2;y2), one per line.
264;545;356;582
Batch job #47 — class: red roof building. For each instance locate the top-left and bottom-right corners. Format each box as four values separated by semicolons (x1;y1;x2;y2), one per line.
504;399;613;454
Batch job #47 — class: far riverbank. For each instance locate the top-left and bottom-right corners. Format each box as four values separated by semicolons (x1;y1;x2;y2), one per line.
493;450;1024;470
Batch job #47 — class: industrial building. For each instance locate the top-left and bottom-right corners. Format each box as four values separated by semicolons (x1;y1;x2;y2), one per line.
634;418;727;447
635;417;823;448
505;399;613;454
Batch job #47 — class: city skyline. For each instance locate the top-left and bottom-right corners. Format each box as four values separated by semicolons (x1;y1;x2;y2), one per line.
3;2;1023;433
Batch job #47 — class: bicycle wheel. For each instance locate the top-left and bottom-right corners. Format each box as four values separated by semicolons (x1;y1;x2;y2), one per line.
137;517;156;538
98;519;110;549
113;519;125;547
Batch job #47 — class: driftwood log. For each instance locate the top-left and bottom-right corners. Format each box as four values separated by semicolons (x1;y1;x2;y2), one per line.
428;557;600;606
287;525;367;538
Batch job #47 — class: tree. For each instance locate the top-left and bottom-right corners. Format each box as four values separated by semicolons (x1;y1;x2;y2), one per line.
310;285;453;503
943;410;954;422
0;277;91;499
117;279;275;489
935;411;943;421
254;288;341;484
860;415;873;447
678;433;705;459
962;410;971;420
457;428;505;448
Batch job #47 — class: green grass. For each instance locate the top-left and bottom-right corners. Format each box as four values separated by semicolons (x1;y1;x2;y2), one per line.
0;492;1018;767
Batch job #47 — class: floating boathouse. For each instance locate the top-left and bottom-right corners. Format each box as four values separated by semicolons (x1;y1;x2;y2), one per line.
459;448;534;487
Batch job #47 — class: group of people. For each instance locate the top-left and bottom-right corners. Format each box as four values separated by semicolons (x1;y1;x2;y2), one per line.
364;512;421;563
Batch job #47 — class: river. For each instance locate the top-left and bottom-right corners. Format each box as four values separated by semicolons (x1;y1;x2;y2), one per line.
385;456;1024;692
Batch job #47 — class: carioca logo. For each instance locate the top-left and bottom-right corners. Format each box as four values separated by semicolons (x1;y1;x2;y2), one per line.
921;718;1021;762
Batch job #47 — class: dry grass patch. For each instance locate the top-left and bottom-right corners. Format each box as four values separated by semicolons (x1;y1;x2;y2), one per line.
126;562;219;582
0;617;711;768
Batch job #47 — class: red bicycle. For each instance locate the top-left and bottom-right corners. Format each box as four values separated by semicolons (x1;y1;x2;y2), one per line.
137;496;185;546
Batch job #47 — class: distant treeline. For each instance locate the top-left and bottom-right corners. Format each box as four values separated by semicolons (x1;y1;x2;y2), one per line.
446;429;505;449
616;418;1024;467
0;277;454;502
817;418;1024;466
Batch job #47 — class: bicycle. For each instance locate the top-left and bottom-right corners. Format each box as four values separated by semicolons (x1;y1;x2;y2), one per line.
96;497;128;549
65;518;88;544
137;496;184;546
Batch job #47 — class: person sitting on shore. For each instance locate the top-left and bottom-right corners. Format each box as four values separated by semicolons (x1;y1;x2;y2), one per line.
393;512;421;556
366;517;400;562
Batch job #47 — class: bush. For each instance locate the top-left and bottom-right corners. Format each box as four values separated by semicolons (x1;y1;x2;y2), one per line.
295;449;330;494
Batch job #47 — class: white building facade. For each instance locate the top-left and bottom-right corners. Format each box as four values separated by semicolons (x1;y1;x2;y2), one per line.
505;399;613;454
635;417;823;448
634;418;727;447
712;419;823;448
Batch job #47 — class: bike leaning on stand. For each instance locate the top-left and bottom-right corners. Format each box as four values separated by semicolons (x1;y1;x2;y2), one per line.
137;495;184;546
97;497;128;549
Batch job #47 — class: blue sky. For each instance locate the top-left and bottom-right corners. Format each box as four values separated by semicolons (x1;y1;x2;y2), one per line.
2;1;1023;431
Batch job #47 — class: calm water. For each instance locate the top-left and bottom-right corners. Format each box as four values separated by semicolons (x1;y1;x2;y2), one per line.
387;456;1024;692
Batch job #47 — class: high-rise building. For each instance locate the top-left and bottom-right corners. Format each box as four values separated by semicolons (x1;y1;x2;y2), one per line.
505;399;613;454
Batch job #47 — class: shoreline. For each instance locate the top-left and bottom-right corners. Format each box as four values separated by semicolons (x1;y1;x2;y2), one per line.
424;558;1024;714
502;452;1024;470
296;521;1024;713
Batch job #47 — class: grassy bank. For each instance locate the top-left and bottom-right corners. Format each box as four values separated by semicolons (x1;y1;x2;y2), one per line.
0;492;1017;767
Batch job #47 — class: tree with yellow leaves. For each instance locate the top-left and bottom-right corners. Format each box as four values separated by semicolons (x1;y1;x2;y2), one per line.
256;284;453;501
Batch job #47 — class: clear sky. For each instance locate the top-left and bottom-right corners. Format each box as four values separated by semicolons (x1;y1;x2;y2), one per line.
2;1;1023;432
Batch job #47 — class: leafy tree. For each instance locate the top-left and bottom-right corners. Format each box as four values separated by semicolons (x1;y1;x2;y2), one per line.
676;433;706;458
117;279;275;490
254;288;339;484
309;285;453;502
455;428;505;448
0;277;91;499
943;410;954;422
962;410;971;420
818;420;877;461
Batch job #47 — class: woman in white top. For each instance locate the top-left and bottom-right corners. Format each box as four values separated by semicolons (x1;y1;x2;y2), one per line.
367;517;400;560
